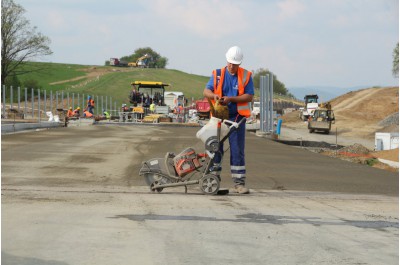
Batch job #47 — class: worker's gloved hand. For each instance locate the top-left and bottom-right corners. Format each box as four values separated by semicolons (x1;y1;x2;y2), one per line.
219;96;230;106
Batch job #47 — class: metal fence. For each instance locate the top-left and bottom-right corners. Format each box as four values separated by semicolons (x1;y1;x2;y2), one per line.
1;85;119;121
260;74;274;133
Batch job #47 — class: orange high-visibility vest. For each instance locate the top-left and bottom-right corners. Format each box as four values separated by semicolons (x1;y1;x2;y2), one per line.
84;110;93;118
87;99;95;107
212;67;252;118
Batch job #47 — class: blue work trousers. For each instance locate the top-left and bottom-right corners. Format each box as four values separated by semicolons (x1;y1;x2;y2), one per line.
214;116;246;185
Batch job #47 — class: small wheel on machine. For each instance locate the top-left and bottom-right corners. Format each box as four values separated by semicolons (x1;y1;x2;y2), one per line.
199;174;220;195
150;181;163;193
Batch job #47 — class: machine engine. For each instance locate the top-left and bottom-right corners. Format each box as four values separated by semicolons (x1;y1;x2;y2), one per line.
173;148;202;177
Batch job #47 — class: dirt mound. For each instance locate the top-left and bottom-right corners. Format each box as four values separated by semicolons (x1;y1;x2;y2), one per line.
282;87;399;140
321;144;398;172
331;87;398;139
338;143;371;155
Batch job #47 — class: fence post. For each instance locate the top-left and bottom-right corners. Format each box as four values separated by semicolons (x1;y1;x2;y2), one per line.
50;91;53;114
24;88;27;117
31;88;34;118
101;96;104;115
269;73;274;132
18;87;21;112
2;85;6;118
61;91;64;110
10;86;13;111
105;96;108;114
72;93;75;109
96;95;99;115
44;90;47;118
38;89;41;122
82;94;85;111
109;97;112;115
56;91;58;110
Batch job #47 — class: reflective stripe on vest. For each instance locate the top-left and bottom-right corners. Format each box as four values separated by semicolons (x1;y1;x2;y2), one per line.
213;67;252;118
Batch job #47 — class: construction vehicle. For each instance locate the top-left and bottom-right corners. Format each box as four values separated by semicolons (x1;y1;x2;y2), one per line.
308;102;335;134
109;58;128;67
195;98;211;119
128;54;151;68
130;81;169;114
300;94;319;121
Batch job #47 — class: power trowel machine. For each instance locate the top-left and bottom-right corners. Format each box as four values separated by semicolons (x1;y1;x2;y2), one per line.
139;117;245;195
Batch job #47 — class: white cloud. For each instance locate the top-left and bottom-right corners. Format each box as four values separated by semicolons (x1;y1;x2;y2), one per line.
147;0;248;39
277;0;305;21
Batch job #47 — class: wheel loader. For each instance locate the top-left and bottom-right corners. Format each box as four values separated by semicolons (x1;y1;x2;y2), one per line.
308;102;335;134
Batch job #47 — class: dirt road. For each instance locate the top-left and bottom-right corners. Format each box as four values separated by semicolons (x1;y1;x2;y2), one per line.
2;125;397;194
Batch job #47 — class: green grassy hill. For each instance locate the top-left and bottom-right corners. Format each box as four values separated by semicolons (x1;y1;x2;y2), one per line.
15;62;301;107
17;62;210;106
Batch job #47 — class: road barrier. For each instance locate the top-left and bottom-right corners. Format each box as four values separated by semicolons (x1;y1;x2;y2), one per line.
1;85;119;122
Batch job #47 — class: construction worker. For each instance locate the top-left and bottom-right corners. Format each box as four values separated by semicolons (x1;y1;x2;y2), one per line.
129;85;141;106
149;102;156;113
83;109;93;118
121;104;129;112
67;107;74;117
103;109;111;119
86;96;95;114
203;46;254;194
73;107;81;117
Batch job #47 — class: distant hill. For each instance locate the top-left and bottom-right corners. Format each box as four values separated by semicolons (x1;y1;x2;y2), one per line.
288;85;372;102
15;62;210;105
283;86;399;140
15;62;299;107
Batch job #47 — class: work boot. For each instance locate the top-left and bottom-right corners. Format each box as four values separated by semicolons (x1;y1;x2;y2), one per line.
232;184;250;194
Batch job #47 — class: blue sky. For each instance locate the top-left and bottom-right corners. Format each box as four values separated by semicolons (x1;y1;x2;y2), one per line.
16;0;399;88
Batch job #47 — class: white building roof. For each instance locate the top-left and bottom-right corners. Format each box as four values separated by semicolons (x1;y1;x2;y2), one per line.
164;91;184;97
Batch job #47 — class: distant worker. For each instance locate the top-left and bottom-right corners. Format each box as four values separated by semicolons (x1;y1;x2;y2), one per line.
67;107;74;117
103;109;111;119
203;46;254;194
121;104;129;112
73;107;81;117
83;110;93;118
130;85;141;106
87;96;95;114
150;102;156;113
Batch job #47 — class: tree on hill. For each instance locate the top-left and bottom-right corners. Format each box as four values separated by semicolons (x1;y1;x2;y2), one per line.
393;42;399;78
1;0;52;85
252;68;293;97
120;47;168;68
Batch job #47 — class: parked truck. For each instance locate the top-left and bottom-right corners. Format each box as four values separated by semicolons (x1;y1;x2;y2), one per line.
195;98;210;119
300;94;319;121
109;58;128;67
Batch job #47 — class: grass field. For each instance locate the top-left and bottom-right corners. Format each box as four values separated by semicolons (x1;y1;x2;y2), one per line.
12;62;300;108
15;62;209;106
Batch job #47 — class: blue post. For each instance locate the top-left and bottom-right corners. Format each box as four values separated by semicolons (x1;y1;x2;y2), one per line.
276;119;283;135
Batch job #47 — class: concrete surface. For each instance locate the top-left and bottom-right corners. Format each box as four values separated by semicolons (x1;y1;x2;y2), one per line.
279;124;376;150
1;121;61;134
2;124;399;265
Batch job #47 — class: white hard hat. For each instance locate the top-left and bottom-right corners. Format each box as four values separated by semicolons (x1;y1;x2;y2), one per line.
225;46;243;64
